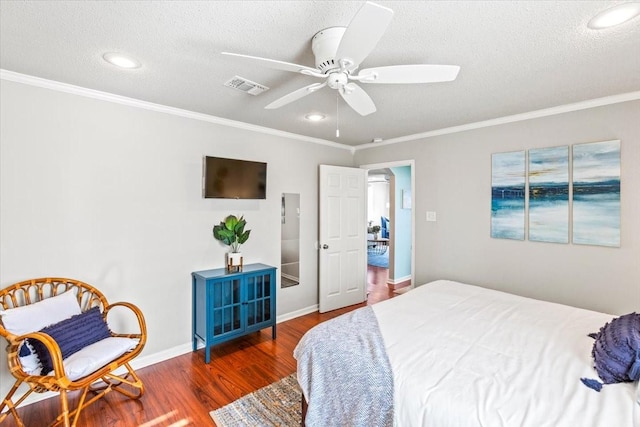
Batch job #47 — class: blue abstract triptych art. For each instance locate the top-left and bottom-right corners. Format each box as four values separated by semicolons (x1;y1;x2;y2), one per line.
572;140;621;247
528;146;569;244
491;151;526;241
491;140;620;247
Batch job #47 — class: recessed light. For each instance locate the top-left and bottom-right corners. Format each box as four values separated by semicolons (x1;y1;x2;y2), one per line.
102;52;141;69
588;2;640;29
305;113;326;122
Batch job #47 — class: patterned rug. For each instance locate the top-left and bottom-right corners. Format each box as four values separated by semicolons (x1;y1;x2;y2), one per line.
210;373;301;426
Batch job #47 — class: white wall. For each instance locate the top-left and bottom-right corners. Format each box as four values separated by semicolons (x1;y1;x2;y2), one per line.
355;100;640;315
0;79;353;399
367;181;389;227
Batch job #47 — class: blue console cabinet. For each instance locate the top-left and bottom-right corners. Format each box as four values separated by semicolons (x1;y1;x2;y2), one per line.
192;263;276;363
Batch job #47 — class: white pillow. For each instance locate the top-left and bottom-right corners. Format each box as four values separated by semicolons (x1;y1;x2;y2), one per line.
53;337;138;381
0;290;81;336
17;340;41;375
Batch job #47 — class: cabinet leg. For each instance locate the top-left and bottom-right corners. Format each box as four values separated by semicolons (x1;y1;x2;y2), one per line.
205;347;211;363
272;325;277;339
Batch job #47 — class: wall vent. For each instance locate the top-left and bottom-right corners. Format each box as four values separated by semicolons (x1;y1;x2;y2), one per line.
224;76;269;95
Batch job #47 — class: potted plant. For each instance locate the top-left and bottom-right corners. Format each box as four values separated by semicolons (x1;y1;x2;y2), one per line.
213;215;251;270
370;225;381;239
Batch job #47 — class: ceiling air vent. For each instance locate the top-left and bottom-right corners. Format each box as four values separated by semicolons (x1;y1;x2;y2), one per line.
224;76;269;96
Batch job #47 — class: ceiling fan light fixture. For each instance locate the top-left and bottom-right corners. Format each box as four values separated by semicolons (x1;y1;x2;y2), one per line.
587;3;640;29
305;113;326;122
102;52;141;69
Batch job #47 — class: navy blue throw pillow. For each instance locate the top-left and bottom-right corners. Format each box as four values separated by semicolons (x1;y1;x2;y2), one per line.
29;306;111;374
593;313;640;383
581;312;640;391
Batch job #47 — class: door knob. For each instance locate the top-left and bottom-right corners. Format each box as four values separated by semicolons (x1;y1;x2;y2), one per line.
322;244;329;249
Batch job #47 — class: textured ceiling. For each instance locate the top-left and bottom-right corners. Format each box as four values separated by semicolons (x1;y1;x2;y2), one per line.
1;1;639;147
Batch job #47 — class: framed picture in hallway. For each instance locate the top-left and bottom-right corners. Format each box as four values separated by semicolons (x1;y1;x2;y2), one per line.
402;189;411;209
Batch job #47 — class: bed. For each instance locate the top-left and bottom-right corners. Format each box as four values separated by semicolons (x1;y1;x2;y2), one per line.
294;280;639;426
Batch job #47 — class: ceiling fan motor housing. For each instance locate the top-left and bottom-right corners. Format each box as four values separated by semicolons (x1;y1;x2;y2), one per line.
311;27;346;73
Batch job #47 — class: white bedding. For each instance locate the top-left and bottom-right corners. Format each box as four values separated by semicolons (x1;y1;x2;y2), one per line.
371;280;638;427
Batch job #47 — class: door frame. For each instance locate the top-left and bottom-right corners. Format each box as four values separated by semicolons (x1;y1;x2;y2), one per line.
360;159;415;289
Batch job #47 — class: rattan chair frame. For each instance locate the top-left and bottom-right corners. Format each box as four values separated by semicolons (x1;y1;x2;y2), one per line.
0;277;147;427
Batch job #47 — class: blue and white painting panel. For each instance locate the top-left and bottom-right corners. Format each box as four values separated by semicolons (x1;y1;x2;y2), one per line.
572;140;621;247
491;151;525;240
528;146;569;243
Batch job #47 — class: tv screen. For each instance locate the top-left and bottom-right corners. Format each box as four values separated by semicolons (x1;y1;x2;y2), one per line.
203;156;267;199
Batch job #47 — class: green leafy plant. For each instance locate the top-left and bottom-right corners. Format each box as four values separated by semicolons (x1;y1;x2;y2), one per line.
371;225;381;234
212;215;251;253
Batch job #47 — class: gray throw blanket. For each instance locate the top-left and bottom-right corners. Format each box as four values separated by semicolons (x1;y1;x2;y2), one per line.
294;306;393;426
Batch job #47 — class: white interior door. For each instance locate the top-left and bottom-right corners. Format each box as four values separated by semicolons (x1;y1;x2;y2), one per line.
318;164;367;313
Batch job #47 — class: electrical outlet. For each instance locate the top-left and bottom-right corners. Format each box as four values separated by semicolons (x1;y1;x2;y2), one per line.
426;211;437;222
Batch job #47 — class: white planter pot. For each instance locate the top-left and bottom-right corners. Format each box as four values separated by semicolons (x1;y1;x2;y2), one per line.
227;252;243;271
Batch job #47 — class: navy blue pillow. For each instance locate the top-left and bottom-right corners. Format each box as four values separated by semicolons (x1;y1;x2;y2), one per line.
582;312;640;391
591;312;640;384
29;306;111;374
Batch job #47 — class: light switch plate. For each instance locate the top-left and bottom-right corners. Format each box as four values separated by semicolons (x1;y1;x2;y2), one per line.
426;211;437;222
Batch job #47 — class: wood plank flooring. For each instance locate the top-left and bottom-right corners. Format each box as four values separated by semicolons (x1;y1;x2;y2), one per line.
3;266;408;426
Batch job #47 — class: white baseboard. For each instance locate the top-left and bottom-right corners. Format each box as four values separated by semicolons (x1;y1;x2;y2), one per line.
276;304;318;323
281;272;299;282
387;275;411;285
5;305;319;412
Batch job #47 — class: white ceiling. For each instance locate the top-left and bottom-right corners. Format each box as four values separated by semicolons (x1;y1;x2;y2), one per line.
1;1;639;147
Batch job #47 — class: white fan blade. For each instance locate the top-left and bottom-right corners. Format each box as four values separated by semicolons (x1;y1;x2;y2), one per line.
358;64;460;84
265;82;326;109
339;83;376;116
335;2;394;70
221;52;318;75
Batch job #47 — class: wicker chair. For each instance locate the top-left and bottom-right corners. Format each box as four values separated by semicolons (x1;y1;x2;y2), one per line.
0;278;146;427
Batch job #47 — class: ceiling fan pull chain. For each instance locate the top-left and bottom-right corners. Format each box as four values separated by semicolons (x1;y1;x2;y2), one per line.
336;91;340;138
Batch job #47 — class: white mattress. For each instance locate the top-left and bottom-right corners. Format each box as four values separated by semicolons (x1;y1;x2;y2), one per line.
371;280;638;427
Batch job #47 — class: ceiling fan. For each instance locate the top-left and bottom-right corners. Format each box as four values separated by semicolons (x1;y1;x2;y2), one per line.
222;1;460;117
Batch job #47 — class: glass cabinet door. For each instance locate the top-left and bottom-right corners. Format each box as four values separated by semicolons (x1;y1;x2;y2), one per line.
211;278;242;337
246;273;272;327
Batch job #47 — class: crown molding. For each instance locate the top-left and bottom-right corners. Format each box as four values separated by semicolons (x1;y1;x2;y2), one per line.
3;69;638;153
355;90;640;151
0;69;353;152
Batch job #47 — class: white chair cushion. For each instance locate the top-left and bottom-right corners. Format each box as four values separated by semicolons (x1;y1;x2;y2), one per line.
50;337;138;381
0;290;81;335
0;290;82;375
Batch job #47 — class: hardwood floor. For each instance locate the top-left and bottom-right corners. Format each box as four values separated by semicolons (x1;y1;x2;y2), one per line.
3;267;409;426
366;265;411;304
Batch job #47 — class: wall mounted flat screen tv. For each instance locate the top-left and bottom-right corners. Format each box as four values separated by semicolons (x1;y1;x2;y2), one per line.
203;156;267;199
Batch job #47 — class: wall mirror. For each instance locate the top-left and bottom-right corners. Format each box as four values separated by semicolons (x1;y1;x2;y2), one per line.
281;193;300;288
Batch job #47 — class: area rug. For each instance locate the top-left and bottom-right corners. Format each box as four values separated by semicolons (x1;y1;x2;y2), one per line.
210;373;301;426
367;251;389;268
